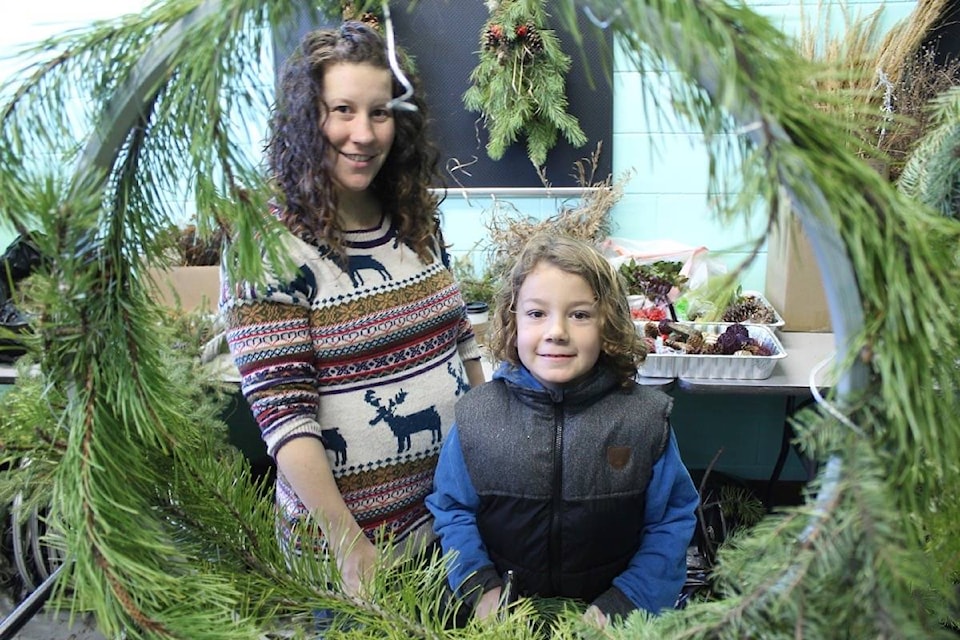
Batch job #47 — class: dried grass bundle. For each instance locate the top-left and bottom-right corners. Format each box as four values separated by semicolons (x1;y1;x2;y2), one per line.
484;145;629;277
875;0;950;86
878;47;960;179
797;0;959;179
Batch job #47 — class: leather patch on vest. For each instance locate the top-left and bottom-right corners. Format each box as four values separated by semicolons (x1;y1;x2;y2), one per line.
606;446;631;470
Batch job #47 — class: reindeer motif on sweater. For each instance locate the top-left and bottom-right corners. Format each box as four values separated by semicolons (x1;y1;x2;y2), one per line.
365;389;442;454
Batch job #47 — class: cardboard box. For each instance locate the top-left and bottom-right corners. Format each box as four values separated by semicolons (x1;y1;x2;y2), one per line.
149;266;221;314
764;216;832;332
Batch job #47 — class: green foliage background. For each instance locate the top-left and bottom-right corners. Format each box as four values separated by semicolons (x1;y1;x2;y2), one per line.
0;0;958;637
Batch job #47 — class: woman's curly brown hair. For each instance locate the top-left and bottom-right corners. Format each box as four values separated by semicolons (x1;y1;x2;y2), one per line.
486;233;647;387
267;21;444;262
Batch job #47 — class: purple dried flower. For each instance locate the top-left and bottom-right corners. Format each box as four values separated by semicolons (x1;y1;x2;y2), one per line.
718;324;750;355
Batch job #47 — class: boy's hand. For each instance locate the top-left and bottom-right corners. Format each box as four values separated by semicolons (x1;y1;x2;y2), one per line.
583;605;609;628
474;587;502;622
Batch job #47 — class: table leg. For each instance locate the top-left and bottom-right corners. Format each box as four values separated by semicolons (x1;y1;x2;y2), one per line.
764;396;796;508
765;395;818;508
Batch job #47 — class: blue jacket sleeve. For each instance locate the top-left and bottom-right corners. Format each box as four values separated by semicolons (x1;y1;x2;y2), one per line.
425;426;501;599
603;429;699;616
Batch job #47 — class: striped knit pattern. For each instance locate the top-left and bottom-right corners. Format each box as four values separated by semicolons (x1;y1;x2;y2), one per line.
220;214;481;555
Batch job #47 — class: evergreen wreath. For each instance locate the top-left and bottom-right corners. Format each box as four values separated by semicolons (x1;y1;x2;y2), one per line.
464;0;587;167
1;0;960;637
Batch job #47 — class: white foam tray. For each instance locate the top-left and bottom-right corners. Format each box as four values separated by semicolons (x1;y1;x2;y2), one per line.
637;322;787;380
683;290;785;333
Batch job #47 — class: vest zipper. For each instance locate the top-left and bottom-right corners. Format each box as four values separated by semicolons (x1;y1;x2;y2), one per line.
548;401;564;593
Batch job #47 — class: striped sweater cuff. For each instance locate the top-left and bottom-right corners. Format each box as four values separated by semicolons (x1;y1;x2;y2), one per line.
264;416;324;458
458;336;482;362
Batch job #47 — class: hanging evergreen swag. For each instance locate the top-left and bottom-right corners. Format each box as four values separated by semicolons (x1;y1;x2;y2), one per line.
464;0;587;167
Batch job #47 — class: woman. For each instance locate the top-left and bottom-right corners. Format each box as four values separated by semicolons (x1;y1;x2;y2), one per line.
220;20;485;599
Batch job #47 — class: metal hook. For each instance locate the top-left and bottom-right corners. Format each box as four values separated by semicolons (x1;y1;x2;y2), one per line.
382;2;418;112
583;5;623;30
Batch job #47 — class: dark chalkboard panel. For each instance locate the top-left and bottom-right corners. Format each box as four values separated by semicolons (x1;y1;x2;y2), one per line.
272;3;613;190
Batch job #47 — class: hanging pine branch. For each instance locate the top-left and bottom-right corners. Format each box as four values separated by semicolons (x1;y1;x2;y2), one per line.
897;85;960;218
463;0;587;167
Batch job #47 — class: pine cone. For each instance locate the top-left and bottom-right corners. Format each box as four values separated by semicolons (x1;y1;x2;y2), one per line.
722;296;776;323
359;12;380;31
524;25;544;54
644;322;660;338
484;25;503;50
700;341;722;355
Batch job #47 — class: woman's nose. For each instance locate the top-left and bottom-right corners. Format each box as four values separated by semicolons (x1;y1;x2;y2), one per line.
351;115;376;143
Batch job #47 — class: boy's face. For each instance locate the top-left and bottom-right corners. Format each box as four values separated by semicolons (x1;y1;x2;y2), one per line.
515;262;601;388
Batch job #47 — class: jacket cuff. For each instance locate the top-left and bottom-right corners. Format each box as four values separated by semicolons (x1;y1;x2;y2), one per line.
458;566;502;609
591;586;637;621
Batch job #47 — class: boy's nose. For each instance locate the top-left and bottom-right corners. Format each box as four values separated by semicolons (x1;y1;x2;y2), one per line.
545;317;569;341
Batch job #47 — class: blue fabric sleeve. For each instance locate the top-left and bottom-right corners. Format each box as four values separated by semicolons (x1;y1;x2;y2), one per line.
610;429;699;614
425;426;497;594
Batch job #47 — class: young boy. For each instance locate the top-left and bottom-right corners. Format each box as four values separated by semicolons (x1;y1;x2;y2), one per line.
426;233;699;627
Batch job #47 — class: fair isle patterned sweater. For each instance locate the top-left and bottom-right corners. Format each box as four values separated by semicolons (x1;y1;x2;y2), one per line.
220;213;481;555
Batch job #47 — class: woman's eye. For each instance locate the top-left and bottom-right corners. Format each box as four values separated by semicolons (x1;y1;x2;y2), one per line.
526;310;545;319
572;310;593;320
371;108;392;121
331;105;351;115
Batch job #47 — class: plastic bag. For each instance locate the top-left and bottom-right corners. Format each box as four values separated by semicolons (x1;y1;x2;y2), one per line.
600;237;724;292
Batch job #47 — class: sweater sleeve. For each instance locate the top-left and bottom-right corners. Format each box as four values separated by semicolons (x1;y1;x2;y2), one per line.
455;309;482;362
220;272;324;458
426;426;501;603
595;429;698;619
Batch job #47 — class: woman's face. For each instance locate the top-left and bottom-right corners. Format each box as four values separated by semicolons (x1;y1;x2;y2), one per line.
321;62;396;195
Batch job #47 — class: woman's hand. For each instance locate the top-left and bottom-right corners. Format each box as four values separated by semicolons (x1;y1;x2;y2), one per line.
338;535;379;598
474;586;502;622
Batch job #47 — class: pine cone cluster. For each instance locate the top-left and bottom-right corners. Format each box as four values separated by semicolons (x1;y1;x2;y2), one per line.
483;22;544;64
721;295;777;324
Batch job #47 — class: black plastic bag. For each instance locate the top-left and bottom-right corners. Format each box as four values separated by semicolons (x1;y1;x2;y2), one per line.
0;233;43;364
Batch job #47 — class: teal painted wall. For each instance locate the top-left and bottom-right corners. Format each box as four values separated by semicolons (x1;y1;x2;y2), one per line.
437;0;917;480
0;1;920;481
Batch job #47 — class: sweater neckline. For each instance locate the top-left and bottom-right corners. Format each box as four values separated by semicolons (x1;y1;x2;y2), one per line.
342;213;394;248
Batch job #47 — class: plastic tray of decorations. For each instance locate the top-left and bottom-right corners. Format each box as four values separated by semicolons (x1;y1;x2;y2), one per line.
636;320;786;380
681;289;785;334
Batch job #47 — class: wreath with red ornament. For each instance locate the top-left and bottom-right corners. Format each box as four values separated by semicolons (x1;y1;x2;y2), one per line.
464;0;586;167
